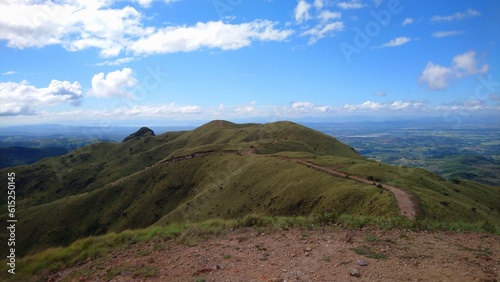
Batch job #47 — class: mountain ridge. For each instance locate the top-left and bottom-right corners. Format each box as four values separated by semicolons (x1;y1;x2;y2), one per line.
1;120;498;257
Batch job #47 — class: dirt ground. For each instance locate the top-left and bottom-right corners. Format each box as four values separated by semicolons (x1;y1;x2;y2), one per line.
49;227;499;282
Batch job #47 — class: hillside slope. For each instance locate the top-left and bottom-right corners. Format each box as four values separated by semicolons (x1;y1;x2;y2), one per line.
1;120;499;257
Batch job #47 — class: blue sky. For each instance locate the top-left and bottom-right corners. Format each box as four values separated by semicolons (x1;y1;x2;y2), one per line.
0;0;499;125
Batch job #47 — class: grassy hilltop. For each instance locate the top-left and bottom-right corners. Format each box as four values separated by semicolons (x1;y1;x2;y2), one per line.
1;120;499;259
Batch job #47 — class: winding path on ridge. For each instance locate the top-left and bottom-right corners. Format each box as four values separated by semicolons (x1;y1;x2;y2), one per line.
110;140;419;220
271;155;420;220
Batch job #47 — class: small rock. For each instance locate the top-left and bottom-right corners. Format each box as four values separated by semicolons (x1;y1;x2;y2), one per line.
304;247;312;252
357;259;368;266
349;268;361;277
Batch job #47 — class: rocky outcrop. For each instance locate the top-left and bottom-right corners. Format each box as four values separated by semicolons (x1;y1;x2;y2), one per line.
122;127;155;142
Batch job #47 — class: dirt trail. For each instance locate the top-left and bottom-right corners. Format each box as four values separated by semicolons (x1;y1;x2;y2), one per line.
216;120;224;128
271;156;419;220
50;227;500;281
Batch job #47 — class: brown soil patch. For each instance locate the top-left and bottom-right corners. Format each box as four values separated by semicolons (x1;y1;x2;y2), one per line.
49;227;499;281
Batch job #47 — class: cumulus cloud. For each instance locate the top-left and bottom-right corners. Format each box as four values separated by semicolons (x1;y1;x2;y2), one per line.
295;0;312;23
0;80;82;116
452;51;489;76
291;101;330;113
431;8;481;22
0;1;292;57
130;20;294;55
0;1;145;57
87;68;138;98
379;37;411;48
341;100;427;112
432;30;463;38
419;62;453;90
419;50;489;90
235;101;257;114
295;0;344;44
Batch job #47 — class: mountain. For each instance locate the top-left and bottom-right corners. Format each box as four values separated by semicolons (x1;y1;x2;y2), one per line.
0;146;68;168
122;127;155;142
1;120;499;257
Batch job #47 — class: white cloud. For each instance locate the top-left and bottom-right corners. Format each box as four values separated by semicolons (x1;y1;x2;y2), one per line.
380;37;411;48
93;57;136;66
129;20;294;55
314;0;324;9
419;62;453;90
2;71;17;75
452;50;489;77
134;0;154;7
419;50;489;90
374;91;386;97
295;1;344;45
113;103;201;116
318;10;342;22
302;21;344;44
402;18;413;26
0;1;146;57
0;80;82;116
87;68;138;98
431;8;481;22
5;98;498;124
0;1;291;57
11;102;203;122
341;100;428;112
235;105;256;114
134;0;179;8
337;0;365;10
436;100;487;112
390;101;411;110
295;0;312;23
291;101;330;113
235;101;257;114
432;30;463;38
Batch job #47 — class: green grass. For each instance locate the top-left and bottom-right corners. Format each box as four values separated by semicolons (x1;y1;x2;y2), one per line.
1;120;499;260
3;213;499;281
